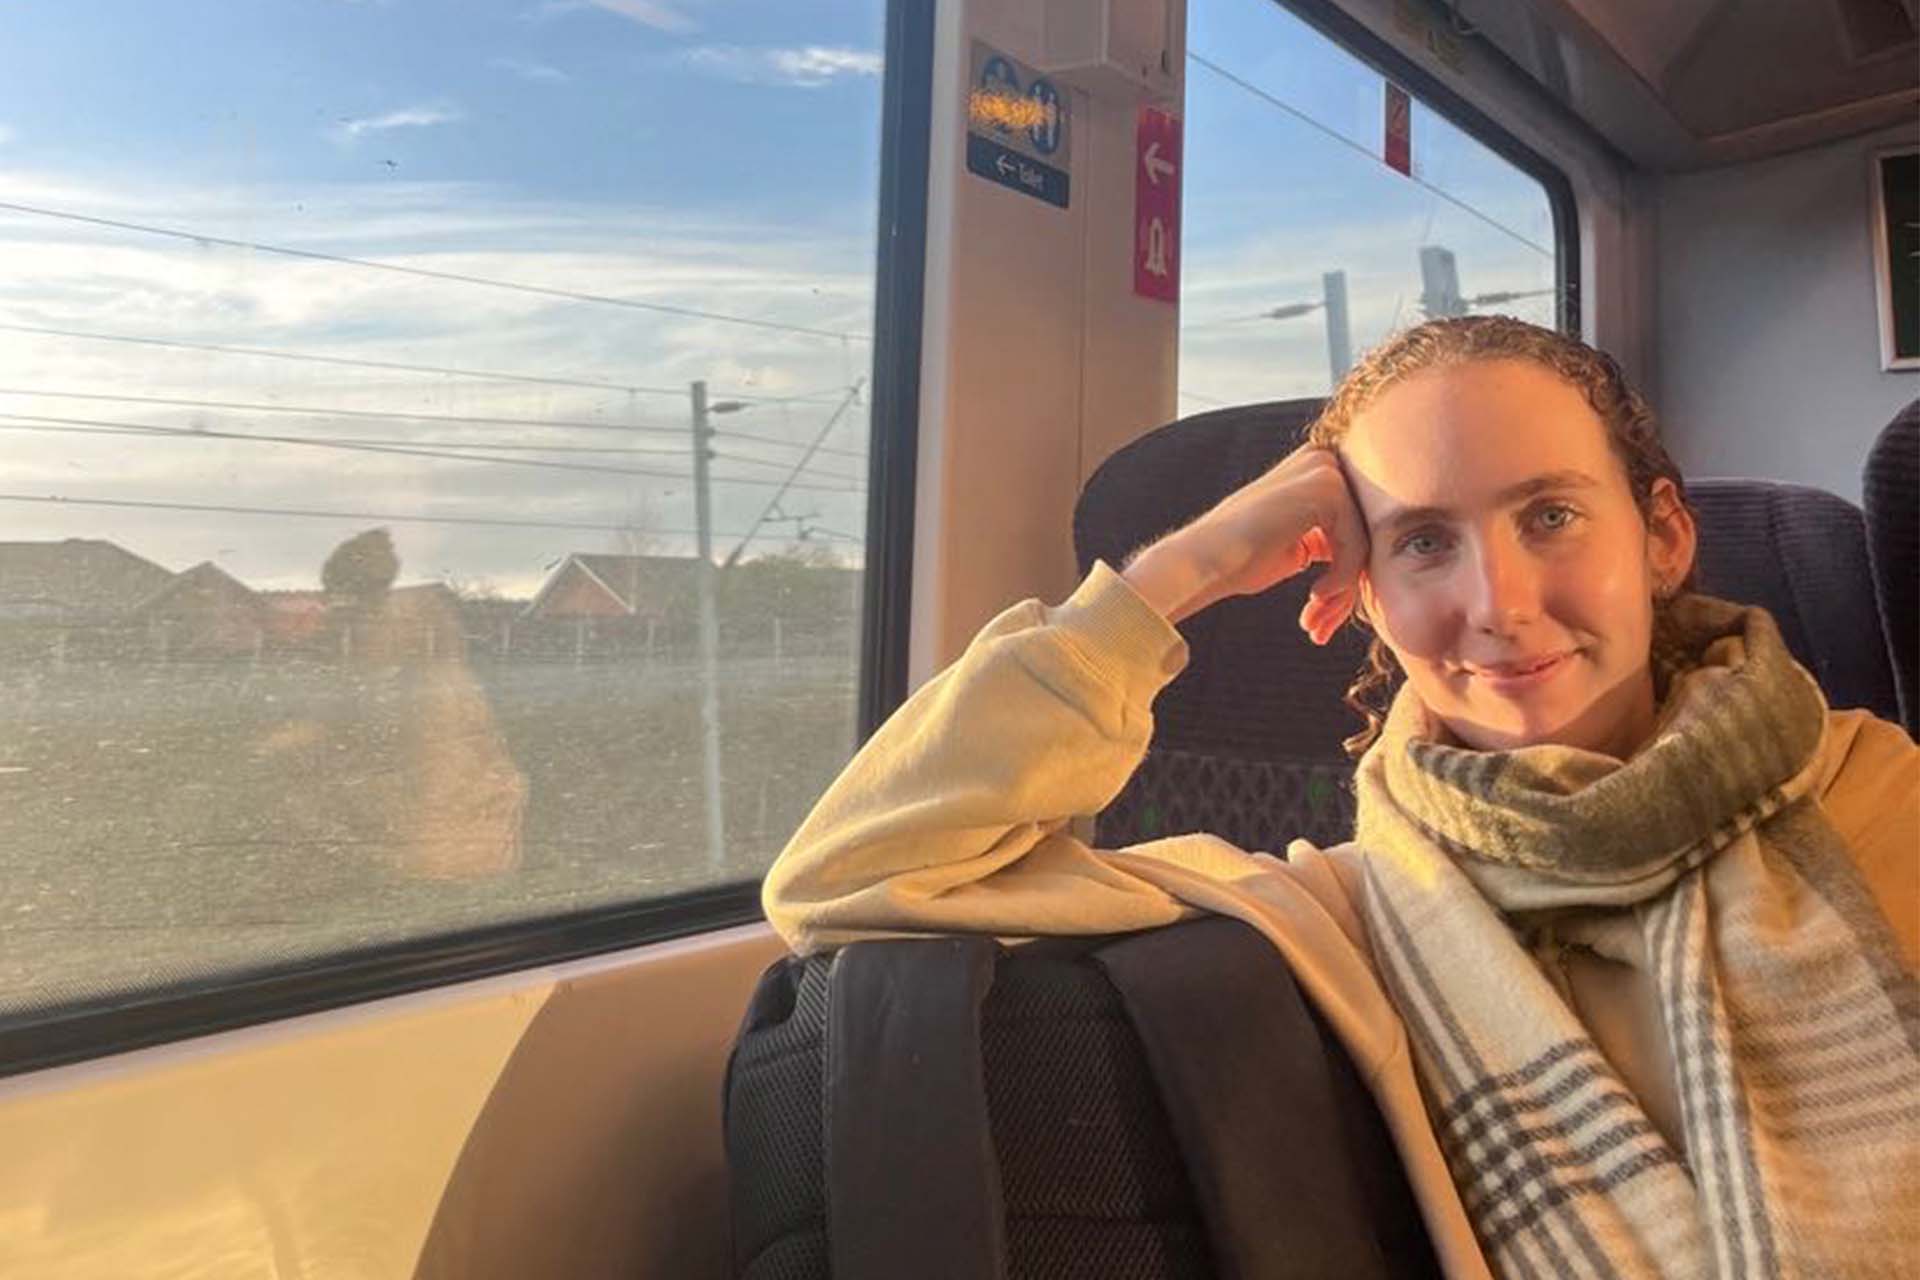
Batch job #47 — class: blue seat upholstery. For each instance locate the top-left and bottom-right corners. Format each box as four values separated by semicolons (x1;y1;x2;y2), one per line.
1075;400;1359;853
1688;478;1900;722
1073;402;1904;854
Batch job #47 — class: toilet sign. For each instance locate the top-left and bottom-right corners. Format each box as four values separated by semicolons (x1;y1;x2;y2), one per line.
965;42;1071;209
1134;107;1181;303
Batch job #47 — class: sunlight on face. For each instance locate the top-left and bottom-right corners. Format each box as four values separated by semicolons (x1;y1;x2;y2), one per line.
1343;359;1693;758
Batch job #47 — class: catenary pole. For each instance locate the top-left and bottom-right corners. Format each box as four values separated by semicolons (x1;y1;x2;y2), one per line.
691;380;727;870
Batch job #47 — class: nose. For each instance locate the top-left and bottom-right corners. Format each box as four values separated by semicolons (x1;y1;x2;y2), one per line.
1463;531;1542;636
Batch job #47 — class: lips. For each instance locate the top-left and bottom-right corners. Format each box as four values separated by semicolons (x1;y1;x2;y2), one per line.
1471;653;1570;678
1460;650;1578;692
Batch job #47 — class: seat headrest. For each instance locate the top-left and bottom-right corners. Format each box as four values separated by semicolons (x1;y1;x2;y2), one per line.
1075;398;1371;763
1689;478;1899;720
1861;399;1918;732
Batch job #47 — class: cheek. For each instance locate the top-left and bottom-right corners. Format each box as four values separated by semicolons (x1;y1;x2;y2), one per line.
1366;572;1458;664
1549;540;1655;640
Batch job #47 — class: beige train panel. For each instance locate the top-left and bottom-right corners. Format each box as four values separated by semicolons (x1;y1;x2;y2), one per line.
0;923;785;1280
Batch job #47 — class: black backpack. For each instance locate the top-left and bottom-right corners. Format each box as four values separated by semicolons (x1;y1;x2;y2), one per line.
723;916;1440;1280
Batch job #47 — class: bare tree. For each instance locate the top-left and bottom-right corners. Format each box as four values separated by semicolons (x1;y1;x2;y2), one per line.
610;493;667;559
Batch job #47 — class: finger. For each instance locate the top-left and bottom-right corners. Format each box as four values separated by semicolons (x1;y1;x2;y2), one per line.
1298;587;1357;646
1306;486;1369;607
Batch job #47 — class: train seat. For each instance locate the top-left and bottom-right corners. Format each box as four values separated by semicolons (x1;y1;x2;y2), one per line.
1075;399;1360;854
1863;400;1919;737
1687;477;1901;723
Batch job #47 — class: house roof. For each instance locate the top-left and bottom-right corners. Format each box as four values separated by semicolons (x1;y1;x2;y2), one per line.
0;539;175;623
132;561;259;616
524;554;700;619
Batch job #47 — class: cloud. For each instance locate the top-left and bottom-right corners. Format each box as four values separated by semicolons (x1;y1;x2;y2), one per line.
532;0;695;33
0;125;14;147
489;57;571;83
330;104;462;143
0;171;875;586
681;45;882;89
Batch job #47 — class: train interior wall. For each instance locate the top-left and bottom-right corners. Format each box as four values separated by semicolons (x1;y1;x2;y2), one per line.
1651;120;1920;501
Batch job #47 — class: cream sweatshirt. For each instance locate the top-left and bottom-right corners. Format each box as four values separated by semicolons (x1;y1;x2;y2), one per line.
762;561;1920;1279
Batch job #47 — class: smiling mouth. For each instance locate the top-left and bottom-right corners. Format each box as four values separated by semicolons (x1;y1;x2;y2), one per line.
1462;651;1577;690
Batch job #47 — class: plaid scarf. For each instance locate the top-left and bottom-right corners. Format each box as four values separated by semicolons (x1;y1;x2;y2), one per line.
1353;596;1920;1279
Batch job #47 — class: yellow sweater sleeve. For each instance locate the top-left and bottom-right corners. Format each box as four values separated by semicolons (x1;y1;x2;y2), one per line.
762;561;1209;954
1817;709;1920;970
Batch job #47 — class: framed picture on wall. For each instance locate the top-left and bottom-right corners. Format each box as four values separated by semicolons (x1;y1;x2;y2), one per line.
1871;146;1919;371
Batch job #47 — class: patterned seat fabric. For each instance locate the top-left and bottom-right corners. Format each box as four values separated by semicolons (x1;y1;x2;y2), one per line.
1097;748;1357;854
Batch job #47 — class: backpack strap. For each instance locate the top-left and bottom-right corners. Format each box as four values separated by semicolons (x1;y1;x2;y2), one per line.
826;937;1006;1280
1096;917;1434;1280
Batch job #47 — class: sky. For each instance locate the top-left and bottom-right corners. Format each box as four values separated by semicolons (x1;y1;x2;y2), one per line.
1180;0;1558;406
0;0;1557;596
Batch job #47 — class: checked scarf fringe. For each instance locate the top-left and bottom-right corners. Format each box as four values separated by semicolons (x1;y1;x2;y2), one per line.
1352;595;1920;1279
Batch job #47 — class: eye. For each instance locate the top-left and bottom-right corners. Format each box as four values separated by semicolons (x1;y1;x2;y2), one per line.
1393;528;1451;559
1530;502;1581;534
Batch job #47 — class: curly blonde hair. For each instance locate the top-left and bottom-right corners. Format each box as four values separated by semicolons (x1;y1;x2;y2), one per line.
1306;315;1693;756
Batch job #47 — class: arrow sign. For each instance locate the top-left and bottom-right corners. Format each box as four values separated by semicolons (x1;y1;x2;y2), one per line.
1143;141;1175;186
1134;108;1182;303
996;154;1016;179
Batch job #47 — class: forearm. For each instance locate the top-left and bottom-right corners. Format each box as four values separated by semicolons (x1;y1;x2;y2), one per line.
761;562;1192;952
1121;530;1237;625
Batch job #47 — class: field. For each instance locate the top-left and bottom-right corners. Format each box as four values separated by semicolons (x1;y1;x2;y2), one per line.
0;648;860;1018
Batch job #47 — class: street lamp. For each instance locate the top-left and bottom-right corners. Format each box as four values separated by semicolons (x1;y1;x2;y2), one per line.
1259;269;1352;382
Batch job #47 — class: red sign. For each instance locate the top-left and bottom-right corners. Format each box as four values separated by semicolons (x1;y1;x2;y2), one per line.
1134;107;1181;304
1384;82;1411;176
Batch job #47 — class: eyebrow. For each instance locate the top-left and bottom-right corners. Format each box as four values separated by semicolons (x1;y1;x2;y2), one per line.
1370;470;1600;539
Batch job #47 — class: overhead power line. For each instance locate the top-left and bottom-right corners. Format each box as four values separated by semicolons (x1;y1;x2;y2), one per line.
0;384;870;460
709;449;864;486
0;491;862;542
0;322;851;408
1187;52;1554;259
0;411;867;496
0;417;864;485
0;384;687;436
0;200;872;343
0;385;867;466
724;382;865;566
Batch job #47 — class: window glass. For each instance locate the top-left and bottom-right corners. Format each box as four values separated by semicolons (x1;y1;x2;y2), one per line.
1180;0;1562;409
0;0;884;1020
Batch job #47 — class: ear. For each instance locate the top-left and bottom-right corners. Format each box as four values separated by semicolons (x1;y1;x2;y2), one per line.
1644;478;1697;593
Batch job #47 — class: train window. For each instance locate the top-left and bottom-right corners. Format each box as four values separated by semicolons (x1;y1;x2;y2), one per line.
1180;0;1570;408
0;0;908;1066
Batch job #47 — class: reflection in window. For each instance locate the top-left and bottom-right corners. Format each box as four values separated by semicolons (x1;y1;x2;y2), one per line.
1180;0;1561;409
0;0;884;1017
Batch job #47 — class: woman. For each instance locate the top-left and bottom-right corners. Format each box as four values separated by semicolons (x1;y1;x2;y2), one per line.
763;317;1919;1278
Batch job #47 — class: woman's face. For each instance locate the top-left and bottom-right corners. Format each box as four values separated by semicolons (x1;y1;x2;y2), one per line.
1341;358;1695;757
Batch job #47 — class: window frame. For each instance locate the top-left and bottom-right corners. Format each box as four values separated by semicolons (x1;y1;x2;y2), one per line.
0;0;934;1080
1279;0;1583;334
